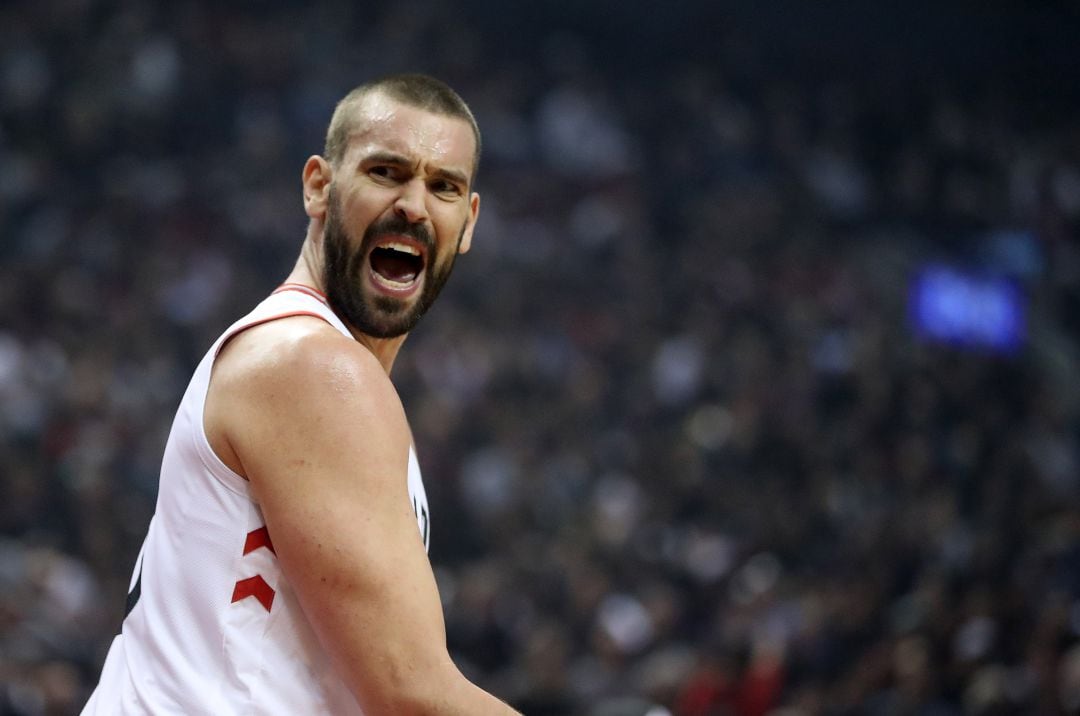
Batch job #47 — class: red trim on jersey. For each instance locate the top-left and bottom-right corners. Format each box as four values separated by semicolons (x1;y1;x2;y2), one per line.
243;526;276;556
272;283;329;306
231;575;276;612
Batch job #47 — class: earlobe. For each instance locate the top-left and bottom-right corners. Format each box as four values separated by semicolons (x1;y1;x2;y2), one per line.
302;156;332;219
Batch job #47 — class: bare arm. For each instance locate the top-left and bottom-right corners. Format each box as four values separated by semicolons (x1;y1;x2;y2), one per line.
209;320;519;714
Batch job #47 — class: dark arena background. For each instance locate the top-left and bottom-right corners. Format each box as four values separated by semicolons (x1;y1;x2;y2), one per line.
3;1;1080;714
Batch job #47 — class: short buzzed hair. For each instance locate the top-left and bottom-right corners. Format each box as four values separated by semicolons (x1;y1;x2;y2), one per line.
324;73;481;177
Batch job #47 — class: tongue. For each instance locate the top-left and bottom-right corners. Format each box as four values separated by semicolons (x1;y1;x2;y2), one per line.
371;252;418;283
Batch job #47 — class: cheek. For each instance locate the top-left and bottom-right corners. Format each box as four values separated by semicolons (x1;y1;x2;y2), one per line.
339;191;385;224
435;221;466;261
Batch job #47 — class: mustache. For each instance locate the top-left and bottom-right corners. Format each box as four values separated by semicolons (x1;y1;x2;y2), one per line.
363;214;434;252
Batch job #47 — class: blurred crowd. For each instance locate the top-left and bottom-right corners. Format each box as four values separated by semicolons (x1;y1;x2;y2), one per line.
3;1;1080;714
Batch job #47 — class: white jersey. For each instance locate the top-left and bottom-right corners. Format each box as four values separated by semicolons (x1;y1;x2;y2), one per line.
82;283;430;715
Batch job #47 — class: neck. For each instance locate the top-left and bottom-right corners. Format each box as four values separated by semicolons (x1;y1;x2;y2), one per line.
288;237;407;376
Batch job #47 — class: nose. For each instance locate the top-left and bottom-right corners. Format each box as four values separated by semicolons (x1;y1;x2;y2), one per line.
393;178;429;224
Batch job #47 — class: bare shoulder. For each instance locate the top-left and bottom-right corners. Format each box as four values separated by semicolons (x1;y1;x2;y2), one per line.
205;315;408;481
212;315;398;407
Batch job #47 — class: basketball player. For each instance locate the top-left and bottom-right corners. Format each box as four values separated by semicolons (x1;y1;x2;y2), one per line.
82;74;521;714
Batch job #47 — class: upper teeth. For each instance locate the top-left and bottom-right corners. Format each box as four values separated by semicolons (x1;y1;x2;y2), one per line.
384;242;419;255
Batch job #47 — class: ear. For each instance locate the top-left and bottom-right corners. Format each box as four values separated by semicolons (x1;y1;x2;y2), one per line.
457;192;481;254
302;156;332;220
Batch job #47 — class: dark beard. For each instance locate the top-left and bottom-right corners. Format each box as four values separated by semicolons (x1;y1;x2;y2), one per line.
322;187;462;338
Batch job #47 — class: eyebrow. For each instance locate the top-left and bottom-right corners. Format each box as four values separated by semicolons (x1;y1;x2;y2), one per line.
431;166;470;189
362;151;470;189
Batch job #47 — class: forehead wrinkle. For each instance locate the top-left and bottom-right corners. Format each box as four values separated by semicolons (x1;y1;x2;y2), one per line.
347;123;475;187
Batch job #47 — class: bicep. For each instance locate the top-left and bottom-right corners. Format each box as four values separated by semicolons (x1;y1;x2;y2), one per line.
226;341;453;707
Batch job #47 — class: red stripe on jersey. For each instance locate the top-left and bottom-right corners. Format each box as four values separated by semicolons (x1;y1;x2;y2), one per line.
243;526;276;556
272;283;329;305
231;575;276;612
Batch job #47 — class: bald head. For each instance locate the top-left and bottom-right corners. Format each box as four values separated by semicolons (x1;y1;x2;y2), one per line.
324;74;481;177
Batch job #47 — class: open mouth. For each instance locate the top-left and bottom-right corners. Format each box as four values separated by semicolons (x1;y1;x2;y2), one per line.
369;241;425;289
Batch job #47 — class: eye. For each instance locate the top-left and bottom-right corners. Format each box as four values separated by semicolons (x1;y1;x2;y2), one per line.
430;179;462;197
